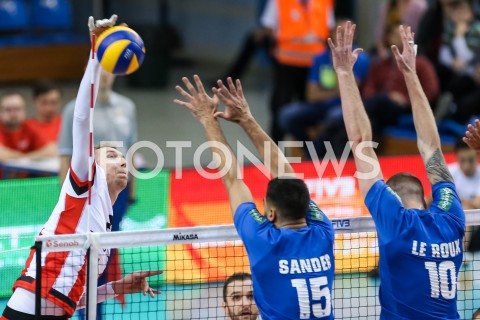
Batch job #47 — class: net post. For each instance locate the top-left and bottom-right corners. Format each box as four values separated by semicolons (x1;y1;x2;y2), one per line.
34;241;42;319
86;243;99;320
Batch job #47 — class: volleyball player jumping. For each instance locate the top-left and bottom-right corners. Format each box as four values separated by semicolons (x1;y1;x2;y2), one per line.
1;16;161;320
330;22;464;319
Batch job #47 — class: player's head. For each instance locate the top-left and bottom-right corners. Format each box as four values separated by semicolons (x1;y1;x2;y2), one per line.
472;307;480;320
0;92;27;130
32;80;61;122
94;143;128;193
455;137;477;177
264;177;310;225
386;172;427;209
222;272;259;320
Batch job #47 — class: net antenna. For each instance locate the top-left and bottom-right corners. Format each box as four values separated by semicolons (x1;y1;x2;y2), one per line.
87;31;98;320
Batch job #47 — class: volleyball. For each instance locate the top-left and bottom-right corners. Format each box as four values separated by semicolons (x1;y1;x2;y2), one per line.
95;26;145;75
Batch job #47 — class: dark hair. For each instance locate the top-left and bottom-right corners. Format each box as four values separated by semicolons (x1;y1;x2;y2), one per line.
33;80;61;99
266;177;310;221
386;172;426;208
454;136;470;153
223;272;252;302
473;307;480;320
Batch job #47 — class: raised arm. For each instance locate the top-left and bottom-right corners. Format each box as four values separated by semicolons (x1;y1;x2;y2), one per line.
391;26;453;185
329;22;383;198
213;78;294;178
69;16;119;181
175;75;253;215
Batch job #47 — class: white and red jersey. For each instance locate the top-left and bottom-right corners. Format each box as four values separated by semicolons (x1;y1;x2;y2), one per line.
11;56;108;318
13;165;112;316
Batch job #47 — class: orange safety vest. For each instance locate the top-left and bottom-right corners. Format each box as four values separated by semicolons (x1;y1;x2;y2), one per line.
275;0;333;67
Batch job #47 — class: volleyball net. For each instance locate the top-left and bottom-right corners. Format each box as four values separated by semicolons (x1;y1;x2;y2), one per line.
26;211;480;320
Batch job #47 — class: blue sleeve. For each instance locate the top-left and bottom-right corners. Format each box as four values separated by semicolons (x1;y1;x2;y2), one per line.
365;180;408;245
234;202;274;264
352;52;371;83
430;181;465;233
307;200;334;240
308;54;324;83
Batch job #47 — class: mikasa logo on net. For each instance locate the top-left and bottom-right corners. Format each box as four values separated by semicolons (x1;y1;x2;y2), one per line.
46;240;79;248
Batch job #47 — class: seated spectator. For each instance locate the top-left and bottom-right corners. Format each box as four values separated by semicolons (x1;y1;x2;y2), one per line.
278;18;370;158
0;92;56;163
362;24;439;137
449;137;480;208
25;80;62;143
449;138;480;266
222;273;259;320
376;0;427;58
435;0;480;122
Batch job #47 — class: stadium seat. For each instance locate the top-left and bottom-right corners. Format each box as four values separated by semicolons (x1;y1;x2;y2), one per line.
0;0;28;32
30;0;72;30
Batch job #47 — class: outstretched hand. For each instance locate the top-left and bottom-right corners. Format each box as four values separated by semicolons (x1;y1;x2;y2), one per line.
327;21;363;73
88;14;119;38
112;270;163;298
212;78;252;124
464;119;480;151
174;75;219;124
391;25;417;74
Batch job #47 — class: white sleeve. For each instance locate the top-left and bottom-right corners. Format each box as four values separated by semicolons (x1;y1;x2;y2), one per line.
76;283;117;310
70;53;102;182
452;36;474;63
439;45;453;67
260;0;277;30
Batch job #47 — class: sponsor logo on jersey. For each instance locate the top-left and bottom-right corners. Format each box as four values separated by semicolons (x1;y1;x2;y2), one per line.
249;209;266;224
331;219;351;230
309;202;325;221
173;233;199;241
386;186;403;204
438;187;454;211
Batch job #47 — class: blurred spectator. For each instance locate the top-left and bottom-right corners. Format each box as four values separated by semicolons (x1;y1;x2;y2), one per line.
449;138;480;265
278;18;370;157
0;92;56;163
25;80;62;144
58;69;137;318
222;273;259;320
362;24;439;137
435;0;480;122
449;137;480;209
215;0;274;83
376;0;427;58
262;0;335;143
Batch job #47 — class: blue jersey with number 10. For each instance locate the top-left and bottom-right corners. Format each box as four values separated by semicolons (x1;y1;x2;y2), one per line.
234;200;335;319
365;180;465;320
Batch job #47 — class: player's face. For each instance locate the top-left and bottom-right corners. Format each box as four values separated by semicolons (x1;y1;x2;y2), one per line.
457;148;478;177
96;147;128;191
223;280;259;320
35;90;61;121
0;95;26;129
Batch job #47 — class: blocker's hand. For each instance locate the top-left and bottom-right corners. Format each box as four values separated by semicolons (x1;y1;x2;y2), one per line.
213;78;253;124
174;75;219;124
391;25;417;74
464;119;480;152
328;21;363;74
111;270;163;298
88;14;118;38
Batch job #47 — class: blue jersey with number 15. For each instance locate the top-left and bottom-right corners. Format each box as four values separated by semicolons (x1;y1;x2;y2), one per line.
234;200;335;319
365;180;465;320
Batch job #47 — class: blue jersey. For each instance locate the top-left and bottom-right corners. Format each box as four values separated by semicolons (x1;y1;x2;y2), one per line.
365;180;465;320
234;201;335;319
